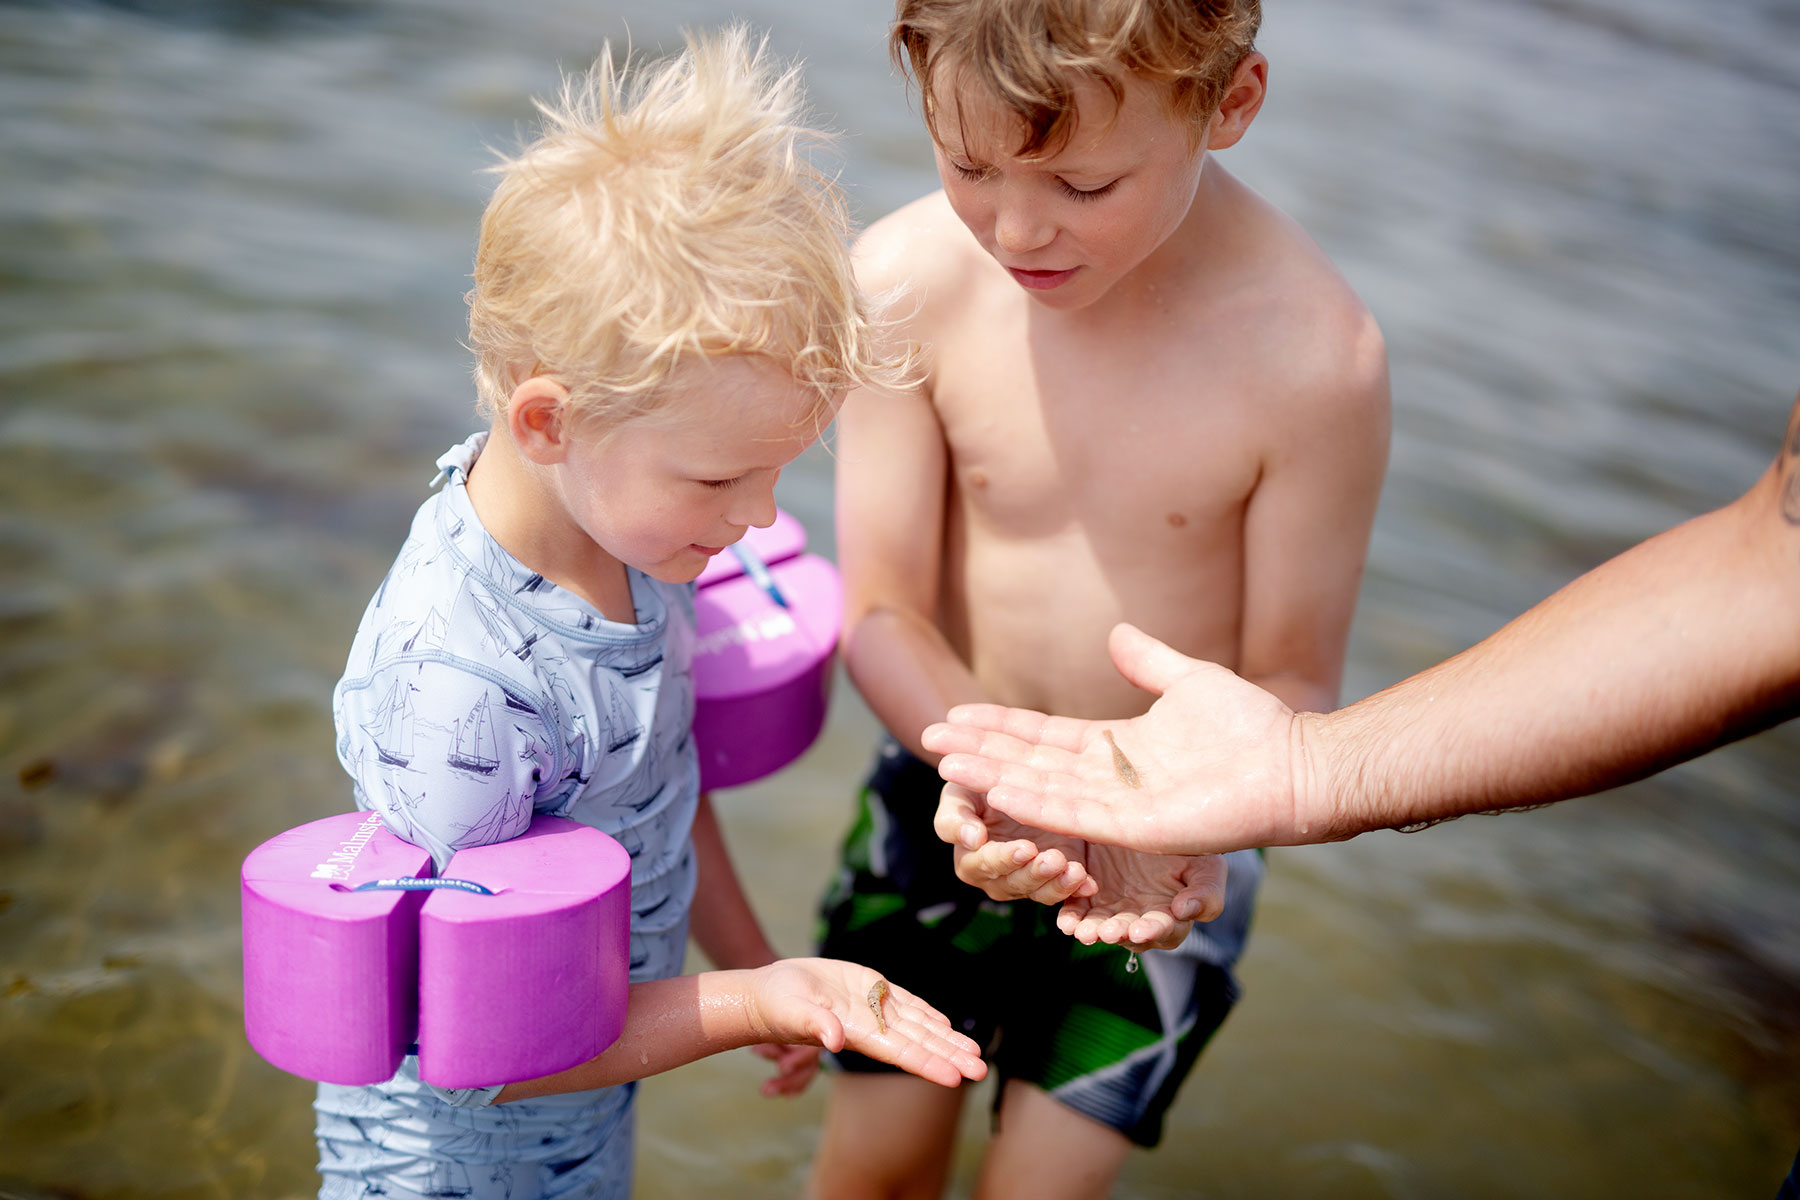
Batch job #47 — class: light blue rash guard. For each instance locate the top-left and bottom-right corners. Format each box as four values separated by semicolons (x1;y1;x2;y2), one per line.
313;434;699;1200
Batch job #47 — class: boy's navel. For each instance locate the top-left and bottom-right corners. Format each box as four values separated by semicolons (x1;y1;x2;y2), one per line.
1102;730;1141;789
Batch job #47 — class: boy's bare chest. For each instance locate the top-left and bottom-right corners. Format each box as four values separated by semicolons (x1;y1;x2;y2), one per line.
931;322;1264;536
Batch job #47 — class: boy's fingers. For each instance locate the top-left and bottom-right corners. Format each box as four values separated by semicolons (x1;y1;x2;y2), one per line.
1173;855;1230;922
933;782;988;849
954;839;1041;894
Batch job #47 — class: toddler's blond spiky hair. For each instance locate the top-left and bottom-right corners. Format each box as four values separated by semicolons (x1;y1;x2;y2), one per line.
467;25;904;427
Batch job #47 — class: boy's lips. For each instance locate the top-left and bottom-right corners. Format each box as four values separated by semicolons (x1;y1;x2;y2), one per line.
1007;266;1077;290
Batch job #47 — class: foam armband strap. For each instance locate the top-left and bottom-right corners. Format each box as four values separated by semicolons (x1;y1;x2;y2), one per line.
241;811;631;1088
692;509;842;789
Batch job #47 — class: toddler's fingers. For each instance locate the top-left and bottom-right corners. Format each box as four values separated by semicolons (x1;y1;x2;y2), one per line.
879;979;956;1032
811;1011;846;1055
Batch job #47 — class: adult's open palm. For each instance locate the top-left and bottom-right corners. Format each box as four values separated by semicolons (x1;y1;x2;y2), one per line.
924;623;1306;857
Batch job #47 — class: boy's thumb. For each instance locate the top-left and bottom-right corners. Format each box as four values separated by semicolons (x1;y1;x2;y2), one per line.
1107;623;1204;698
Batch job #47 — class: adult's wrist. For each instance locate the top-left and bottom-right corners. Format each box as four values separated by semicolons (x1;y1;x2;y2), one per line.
1287;707;1365;846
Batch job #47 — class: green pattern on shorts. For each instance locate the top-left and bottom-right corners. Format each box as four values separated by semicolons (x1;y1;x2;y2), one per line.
1037;1002;1162;1091
838;786;878;875
842;891;906;933
946;905;1013;955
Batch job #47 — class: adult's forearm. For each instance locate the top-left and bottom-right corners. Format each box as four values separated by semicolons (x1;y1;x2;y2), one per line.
1301;466;1800;836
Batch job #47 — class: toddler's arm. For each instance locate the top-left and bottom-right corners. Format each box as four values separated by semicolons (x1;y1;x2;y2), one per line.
493;960;986;1102
687;791;822;1096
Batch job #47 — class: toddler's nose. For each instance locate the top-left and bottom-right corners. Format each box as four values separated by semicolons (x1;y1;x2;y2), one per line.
733;477;780;529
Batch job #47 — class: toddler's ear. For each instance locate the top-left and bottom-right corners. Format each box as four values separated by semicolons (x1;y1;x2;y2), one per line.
507;377;575;465
1206;51;1267;152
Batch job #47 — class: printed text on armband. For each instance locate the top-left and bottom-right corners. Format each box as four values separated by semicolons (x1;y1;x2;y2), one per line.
309;811;385;880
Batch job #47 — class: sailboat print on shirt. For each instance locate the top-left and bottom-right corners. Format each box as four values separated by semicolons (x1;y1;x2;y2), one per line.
455;785;529;847
447;694;500;776
363;678;416;767
601;681;643;755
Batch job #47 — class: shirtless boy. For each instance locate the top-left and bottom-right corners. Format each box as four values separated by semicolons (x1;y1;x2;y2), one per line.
810;2;1390;1197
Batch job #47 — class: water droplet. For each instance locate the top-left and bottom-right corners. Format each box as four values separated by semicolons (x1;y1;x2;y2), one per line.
1125;952;1140;974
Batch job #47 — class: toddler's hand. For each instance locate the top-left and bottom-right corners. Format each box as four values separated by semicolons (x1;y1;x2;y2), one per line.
749;1042;821;1098
1057;848;1229;952
934;782;1097;905
748;959;986;1090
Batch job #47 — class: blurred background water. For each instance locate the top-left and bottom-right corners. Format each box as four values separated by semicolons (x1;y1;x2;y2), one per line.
2;0;1797;1196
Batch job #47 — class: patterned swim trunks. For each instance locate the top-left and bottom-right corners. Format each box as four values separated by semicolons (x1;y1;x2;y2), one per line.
816;740;1263;1147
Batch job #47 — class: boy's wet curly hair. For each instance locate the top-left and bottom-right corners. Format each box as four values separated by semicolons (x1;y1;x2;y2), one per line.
892;0;1261;157
467;25;906;428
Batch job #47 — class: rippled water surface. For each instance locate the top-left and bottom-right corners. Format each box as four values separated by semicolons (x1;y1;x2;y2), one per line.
3;1;1798;1196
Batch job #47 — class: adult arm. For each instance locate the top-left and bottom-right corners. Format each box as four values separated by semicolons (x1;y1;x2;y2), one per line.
928;391;1800;855
494;960;986;1101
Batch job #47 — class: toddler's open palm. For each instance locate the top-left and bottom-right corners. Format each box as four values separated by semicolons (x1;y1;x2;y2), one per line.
751;959;986;1091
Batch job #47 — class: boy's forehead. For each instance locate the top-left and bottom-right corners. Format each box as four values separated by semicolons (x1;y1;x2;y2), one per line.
929;63;1164;162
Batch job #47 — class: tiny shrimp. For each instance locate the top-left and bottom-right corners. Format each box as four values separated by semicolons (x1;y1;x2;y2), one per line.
1101;730;1141;789
866;979;890;1034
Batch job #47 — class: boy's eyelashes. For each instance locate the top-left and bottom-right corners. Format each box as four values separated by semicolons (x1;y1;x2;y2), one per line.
1057;179;1118;202
698;476;745;491
944;157;1117;202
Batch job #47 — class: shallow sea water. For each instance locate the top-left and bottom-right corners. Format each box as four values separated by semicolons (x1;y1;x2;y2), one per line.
1;1;1797;1196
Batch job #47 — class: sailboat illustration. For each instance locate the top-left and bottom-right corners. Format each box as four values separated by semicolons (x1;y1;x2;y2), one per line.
363;679;416;767
457;786;530;847
448;694;500;775
602;683;643;754
405;608;450;654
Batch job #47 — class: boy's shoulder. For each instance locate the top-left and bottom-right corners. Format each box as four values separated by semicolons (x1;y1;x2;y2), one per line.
1195;173;1388;420
854;191;996;329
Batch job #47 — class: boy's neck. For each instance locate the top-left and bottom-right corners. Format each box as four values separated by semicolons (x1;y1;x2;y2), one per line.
463;426;638;623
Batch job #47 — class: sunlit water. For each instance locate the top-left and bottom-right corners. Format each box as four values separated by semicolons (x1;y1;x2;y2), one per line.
2;1;1797;1196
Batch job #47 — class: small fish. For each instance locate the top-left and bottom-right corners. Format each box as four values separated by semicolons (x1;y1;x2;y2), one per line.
1102;730;1141;789
867;979;889;1034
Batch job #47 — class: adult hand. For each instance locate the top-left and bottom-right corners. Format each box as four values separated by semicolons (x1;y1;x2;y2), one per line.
923;623;1314;856
934;781;1097;905
750;959;987;1090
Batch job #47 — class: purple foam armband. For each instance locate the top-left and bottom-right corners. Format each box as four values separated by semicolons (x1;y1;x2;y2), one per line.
692;509;843;789
241;811;631;1088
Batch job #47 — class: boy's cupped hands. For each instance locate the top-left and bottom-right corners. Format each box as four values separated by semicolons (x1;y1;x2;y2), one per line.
933;780;1226;953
